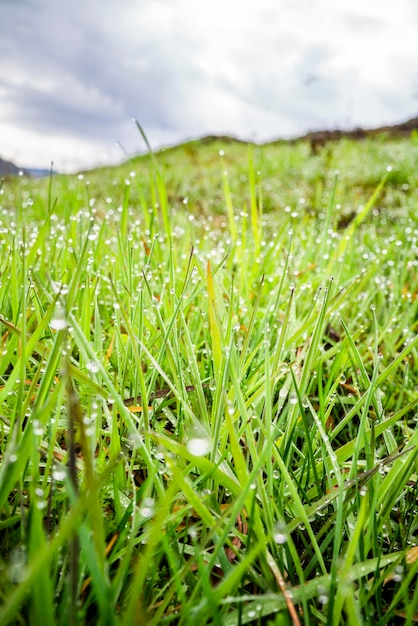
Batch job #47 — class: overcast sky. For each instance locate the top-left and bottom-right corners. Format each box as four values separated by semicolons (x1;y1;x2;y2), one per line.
1;0;417;171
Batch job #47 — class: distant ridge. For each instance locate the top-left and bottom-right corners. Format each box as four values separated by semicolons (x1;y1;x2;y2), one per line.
2;115;417;176
0;156;29;177
0;157;53;178
291;115;418;152
168;115;418;155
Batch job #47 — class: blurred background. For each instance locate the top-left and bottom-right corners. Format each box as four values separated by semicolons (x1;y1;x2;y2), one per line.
1;0;417;172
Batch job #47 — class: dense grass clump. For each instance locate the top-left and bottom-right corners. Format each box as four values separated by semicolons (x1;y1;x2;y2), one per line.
0;134;417;625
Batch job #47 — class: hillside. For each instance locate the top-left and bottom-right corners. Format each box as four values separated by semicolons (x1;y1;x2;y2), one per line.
2;114;417;178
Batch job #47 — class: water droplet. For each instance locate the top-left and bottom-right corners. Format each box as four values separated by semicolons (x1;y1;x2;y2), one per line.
8;547;27;582
188;526;198;540
139;497;155;517
52;466;67;481
32;420;44;436
392;565;403;582
50;307;68;330
273;521;289;544
86;360;100;373
128;432;143;449
186;435;211;457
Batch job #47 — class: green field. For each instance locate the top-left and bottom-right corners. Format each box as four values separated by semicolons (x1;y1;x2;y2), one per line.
0;131;417;625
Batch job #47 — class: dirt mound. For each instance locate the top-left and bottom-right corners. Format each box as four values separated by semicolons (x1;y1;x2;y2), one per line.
297;116;418;153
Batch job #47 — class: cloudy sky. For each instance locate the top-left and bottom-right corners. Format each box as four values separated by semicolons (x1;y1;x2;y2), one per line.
1;0;417;171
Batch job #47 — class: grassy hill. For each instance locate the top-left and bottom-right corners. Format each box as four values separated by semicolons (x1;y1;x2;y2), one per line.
0;130;417;625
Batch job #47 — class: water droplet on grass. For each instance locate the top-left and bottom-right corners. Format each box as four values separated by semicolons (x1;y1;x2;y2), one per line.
392;565;403;582
50;307;68;330
128;432;143;449
32;420;44;436
139;497;155;517
8;547;27;582
273;521;288;544
188;526;198;539
187;435;211;457
53;466;67;481
86;360;100;373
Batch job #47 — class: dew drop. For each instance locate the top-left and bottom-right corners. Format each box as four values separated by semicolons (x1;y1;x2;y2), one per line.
128;432;143;449
52;466;67;481
32;420;44;436
50;307;68;331
188;526;198;540
273;521;289;544
86;360;100;373
186;435;211;457
139;497;155;517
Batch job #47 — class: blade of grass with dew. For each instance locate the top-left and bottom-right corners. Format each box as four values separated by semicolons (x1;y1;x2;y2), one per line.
281;280;333;454
332;491;369;623
221;550;404;626
28;470;55;626
247;144;261;256
0;455;123;625
207;259;223;379
330;330;418;445
221;156;237;244
133;118;171;236
329;170;389;268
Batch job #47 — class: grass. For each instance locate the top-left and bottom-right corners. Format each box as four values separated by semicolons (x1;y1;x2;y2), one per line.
0;131;417;625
